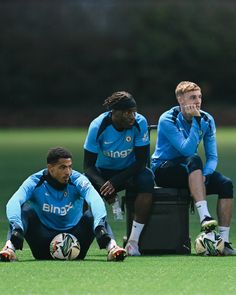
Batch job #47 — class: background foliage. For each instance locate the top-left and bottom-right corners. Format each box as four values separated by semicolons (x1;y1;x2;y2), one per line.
0;0;236;126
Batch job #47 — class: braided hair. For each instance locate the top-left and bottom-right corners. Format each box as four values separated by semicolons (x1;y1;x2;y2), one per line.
103;91;136;110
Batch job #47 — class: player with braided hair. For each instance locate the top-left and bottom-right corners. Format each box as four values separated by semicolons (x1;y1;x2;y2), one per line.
102;91;135;110
84;91;154;256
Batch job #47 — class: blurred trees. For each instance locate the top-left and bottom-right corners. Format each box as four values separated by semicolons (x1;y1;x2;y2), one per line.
0;0;236;125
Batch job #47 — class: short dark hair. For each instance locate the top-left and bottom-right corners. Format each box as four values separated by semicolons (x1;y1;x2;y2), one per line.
47;147;72;164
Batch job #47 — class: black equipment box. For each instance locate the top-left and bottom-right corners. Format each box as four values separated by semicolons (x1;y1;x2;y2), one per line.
125;187;191;254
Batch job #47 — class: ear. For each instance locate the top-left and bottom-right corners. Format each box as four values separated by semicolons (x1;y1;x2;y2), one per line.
47;164;53;173
177;95;184;105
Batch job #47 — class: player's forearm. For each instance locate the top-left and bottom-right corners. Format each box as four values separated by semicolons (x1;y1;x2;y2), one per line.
83;149;105;189
203;157;218;176
110;145;149;188
170;118;201;156
86;187;107;229
109;161;145;189
6;199;24;231
203;134;218;176
84;166;106;189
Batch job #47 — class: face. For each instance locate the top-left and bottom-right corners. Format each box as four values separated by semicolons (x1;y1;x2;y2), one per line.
47;158;72;184
112;107;137;129
178;90;202;110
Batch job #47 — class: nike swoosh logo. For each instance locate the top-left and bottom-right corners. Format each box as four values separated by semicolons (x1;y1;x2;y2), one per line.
104;141;113;144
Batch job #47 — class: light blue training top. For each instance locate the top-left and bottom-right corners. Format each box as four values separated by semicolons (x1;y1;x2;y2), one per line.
151;106;217;176
84;111;150;170
6;169;107;231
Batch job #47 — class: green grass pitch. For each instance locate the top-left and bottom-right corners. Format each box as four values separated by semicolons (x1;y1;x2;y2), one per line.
0;128;236;295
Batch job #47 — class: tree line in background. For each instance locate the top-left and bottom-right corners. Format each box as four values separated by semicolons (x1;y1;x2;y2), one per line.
0;0;236;126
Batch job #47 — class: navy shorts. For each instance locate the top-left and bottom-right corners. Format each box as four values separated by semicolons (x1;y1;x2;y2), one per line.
154;156;233;199
20;203;95;260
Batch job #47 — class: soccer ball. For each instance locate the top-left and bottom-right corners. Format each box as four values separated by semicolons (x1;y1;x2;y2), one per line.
50;233;80;260
194;231;224;256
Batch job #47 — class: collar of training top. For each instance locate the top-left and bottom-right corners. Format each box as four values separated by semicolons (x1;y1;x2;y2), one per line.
46;171;69;191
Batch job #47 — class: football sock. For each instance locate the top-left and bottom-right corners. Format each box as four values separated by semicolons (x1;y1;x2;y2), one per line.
128;221;144;243
195;200;211;222
106;239;117;252
218;226;230;243
6;240;15;251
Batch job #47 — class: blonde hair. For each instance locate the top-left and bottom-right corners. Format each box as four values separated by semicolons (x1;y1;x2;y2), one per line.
175;81;201;97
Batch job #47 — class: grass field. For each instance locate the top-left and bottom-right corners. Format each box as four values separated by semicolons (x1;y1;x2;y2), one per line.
0;128;236;295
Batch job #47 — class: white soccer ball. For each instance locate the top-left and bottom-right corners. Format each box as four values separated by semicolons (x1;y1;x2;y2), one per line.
194;231;224;256
50;233;80;260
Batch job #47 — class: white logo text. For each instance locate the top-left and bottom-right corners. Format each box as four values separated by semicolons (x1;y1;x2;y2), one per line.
42;202;73;216
103;148;133;158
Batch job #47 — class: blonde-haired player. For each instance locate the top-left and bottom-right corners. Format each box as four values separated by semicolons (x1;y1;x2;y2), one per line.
151;81;235;255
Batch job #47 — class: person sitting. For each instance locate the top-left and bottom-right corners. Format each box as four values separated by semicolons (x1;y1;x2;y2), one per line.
83;91;154;256
0;147;126;262
151;81;236;255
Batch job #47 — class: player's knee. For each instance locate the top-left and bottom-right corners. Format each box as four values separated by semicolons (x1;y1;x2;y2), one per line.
186;155;203;174
136;168;155;193
83;210;94;224
80;210;94;235
218;177;233;199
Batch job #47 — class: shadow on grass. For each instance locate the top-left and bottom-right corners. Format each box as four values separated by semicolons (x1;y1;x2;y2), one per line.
10;256;109;263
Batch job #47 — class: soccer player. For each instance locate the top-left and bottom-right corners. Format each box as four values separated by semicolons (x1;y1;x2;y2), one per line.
151;81;236;255
0;147;126;262
83;91;154;256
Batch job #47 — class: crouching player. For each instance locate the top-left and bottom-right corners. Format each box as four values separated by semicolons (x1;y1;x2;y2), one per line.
0;147;126;262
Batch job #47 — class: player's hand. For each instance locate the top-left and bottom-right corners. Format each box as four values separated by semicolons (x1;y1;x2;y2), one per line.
183;104;200;117
100;181;115;197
